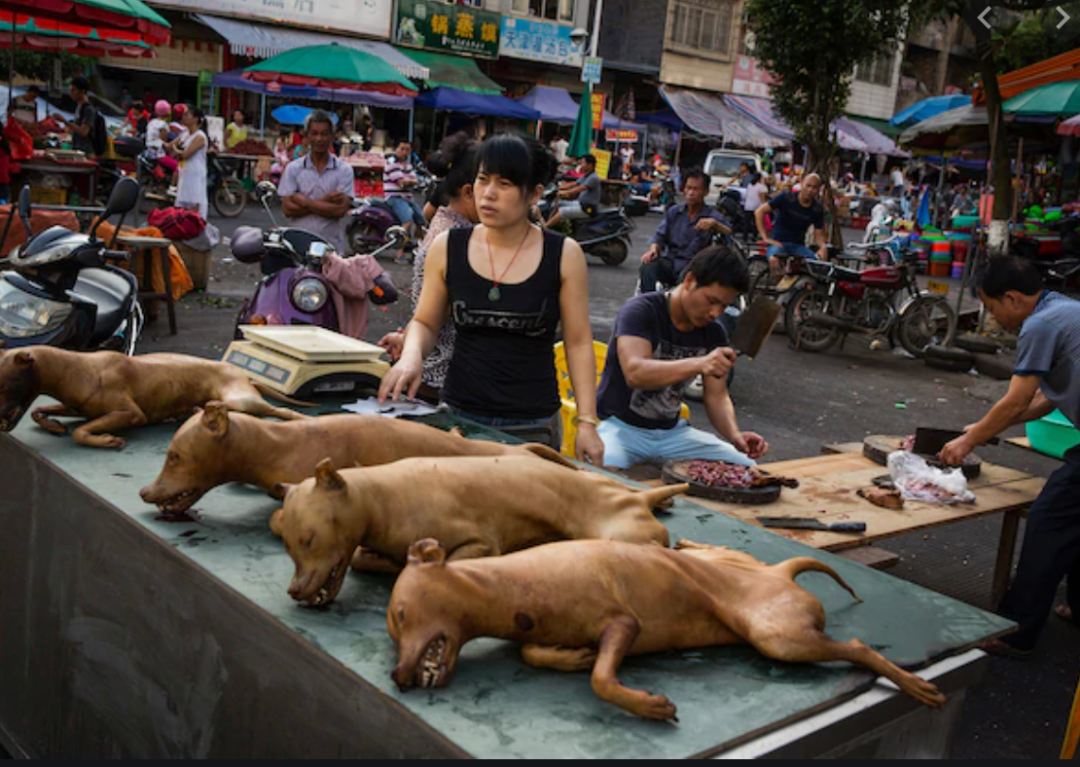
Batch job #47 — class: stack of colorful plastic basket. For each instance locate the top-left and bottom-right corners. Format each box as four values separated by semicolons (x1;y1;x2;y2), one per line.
929;238;952;277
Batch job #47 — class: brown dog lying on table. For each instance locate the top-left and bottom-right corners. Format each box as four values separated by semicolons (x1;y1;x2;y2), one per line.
270;456;684;607
140;401;576;514
388;538;947;721
0;346;307;449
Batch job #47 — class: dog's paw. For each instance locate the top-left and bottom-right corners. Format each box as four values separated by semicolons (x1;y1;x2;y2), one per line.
635;692;678;722
32;412;68;435
105;436;126;450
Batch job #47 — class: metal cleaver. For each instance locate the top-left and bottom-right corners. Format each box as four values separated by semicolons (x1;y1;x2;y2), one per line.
912;427;999;456
729;296;782;359
757;517;867;533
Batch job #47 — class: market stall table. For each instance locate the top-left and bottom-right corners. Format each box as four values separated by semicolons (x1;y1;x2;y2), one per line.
17;154;100;207
0;411;1012;758
651;446;1043;606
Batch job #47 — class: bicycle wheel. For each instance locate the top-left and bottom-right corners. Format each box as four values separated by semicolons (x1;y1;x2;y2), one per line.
785;286;839;352
898;297;957;358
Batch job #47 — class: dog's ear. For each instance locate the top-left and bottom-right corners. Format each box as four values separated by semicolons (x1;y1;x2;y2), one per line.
269;507;284;537
13;350;34;369
201;401;229;437
315;458;346;492
407;538;446;566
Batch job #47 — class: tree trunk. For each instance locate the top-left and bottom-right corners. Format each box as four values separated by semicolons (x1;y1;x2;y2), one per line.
979;46;1012;256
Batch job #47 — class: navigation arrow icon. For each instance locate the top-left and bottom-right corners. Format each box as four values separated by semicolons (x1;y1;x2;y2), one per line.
978;7;993;29
1059;7;1071;29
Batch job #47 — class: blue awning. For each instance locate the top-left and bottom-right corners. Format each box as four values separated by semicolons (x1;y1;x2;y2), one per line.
417;87;540;120
518;85;579;124
211;69;415;111
195;14;428;80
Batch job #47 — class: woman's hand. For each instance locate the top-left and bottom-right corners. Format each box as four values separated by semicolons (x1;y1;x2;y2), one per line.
377;331;405;362
575;422;605;466
378;355;423;403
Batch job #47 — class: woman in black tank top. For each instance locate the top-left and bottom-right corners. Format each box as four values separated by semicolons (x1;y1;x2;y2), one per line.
379;134;604;465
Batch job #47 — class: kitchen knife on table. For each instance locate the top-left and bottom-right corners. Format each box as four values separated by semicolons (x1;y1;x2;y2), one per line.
756;517;866;533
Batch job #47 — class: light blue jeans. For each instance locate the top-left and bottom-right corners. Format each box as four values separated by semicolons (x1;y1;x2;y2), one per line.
597;416;755;470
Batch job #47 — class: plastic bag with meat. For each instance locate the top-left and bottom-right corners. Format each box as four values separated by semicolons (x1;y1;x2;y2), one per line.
887;451;975;505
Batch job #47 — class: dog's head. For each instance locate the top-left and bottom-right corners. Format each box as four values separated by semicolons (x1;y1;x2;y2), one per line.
270;458;357;607
140;402;237;512
388;539;467;691
0;346;42;432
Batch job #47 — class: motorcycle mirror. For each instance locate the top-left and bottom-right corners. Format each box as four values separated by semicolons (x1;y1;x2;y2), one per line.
386;226;408;244
256;181;278;200
16;186;32;237
90;176;139;241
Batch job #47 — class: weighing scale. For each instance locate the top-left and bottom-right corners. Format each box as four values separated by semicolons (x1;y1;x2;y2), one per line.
223;326;390;398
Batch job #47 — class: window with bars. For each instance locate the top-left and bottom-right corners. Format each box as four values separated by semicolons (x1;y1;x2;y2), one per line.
855;54;896;87
512;0;574;22
668;0;736;56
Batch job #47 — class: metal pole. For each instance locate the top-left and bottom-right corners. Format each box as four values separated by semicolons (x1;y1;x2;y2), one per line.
260;93;267;139
590;0;604;57
7;22;14;116
935;153;947;228
408;105;414;143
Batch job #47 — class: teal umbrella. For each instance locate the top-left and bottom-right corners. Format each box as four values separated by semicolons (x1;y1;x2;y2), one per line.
567;83;593;159
244;43;418;97
1003;80;1080;118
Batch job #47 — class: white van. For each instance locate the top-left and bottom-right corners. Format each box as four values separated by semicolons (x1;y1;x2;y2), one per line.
703;149;763;206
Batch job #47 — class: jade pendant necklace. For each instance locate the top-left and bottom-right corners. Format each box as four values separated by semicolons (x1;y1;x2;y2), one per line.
485;225;533;302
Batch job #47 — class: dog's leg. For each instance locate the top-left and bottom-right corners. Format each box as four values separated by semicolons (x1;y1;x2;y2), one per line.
71;410;146;449
751;630;946;709
521;644;598;672
31;404;80;435
225;393;309;422
349;546;403;575
590;615;677;721
445;542;493;561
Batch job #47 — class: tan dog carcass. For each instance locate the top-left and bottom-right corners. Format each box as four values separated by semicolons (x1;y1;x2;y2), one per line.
270;456;683;606
388;538;946;721
140;402;576;513
0;346;307;448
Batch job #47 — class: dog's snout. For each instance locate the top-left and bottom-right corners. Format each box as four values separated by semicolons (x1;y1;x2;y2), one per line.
391;665;413;690
139;484;156;502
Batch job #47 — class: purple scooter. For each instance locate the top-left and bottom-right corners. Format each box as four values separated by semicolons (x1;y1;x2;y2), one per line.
231;182;403;338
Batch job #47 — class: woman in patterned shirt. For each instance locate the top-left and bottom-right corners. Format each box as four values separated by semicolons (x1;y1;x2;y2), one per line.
378;132;480;402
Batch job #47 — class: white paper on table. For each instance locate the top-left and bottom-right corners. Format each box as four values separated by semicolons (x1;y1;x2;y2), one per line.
341;396;439;419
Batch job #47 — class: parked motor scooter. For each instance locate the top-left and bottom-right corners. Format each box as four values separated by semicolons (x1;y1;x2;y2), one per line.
346;196;418;256
537;184;634;266
136;150;247;218
0;178;143;354
232;182;403;338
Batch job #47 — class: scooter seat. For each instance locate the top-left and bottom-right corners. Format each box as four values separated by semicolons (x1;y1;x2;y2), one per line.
73;267;136;347
595;207;624;219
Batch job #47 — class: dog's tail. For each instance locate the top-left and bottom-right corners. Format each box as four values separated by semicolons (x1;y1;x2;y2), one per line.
253;382;316;408
639;482;690;511
777;557;862;603
521;443;579;469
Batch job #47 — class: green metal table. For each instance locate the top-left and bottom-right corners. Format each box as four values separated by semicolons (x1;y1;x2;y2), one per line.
0;403;1013;758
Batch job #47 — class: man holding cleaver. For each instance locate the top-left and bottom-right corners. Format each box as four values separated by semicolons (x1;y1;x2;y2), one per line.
595;245;770;470
941;257;1080;659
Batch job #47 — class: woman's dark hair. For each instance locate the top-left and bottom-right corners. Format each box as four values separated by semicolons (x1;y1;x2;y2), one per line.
187;105;207;132
477;133;557;192
684;244;750;293
977;256;1044;299
426;131;479;201
750;172;762;185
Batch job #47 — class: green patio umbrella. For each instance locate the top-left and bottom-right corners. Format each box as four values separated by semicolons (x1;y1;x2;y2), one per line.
244;43;417;97
1003;80;1080;118
2;0;170;44
567;83;593;159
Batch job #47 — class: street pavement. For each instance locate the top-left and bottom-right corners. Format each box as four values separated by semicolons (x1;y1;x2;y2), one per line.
101;204;1079;758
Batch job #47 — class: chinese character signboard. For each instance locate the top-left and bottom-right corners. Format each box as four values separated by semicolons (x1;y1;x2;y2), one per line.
155;0;393;39
605;129;638;142
395;0;500;58
581;56;603;85
590;92;605;131
499;17;584;67
732;55;776;98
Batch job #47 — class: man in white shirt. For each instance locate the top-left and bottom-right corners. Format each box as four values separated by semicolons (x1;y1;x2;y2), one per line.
890;166;905;198
551;135;569;164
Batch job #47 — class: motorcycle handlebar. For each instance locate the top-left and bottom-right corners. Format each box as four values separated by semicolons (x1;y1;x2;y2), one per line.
103;250;131;262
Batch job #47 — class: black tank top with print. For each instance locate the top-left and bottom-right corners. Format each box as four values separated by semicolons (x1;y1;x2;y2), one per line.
441;226;563;419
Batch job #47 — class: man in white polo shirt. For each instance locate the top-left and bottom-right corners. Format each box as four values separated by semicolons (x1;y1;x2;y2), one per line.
279;110;354;254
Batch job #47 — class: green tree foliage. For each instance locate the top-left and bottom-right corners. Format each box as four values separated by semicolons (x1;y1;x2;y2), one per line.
11;50;93;83
746;0;915;173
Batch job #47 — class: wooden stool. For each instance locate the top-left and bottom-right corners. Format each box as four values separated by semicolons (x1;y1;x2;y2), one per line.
115;234;177;335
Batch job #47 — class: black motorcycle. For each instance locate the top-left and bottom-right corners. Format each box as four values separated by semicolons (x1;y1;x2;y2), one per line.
538;184;634;266
0;178;143;354
136;150;247;218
